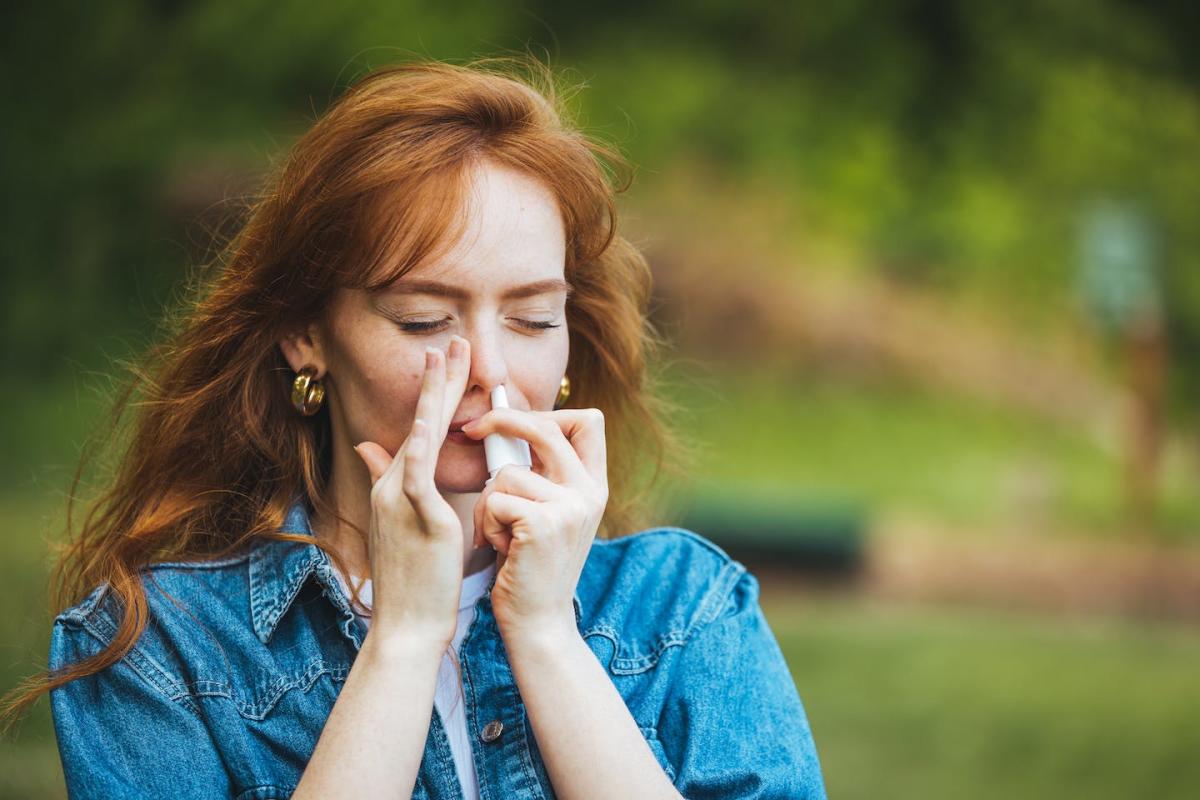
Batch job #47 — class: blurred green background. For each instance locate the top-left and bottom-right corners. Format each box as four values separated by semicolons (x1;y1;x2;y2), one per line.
4;1;1200;797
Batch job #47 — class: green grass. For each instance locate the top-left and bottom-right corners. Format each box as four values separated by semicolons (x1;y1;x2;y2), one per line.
1;493;70;800
660;361;1200;540
767;591;1200;799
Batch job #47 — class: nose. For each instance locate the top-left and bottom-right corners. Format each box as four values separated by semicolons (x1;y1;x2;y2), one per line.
461;324;509;398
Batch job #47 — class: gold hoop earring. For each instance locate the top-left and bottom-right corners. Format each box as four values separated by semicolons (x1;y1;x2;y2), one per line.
291;365;326;415
553;375;571;410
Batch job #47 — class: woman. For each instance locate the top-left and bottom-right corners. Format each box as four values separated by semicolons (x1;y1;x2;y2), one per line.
6;56;826;798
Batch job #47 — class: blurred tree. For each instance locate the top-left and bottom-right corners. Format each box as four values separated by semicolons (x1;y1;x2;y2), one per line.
3;0;1199;479
1077;200;1165;527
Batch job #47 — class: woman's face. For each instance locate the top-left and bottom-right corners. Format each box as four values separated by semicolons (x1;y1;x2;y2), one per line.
287;159;571;493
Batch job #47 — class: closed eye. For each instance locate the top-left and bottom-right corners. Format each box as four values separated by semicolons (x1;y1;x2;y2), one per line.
396;319;447;333
513;319;562;331
396;318;562;334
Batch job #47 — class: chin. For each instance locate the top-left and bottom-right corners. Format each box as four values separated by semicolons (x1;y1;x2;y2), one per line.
434;451;490;493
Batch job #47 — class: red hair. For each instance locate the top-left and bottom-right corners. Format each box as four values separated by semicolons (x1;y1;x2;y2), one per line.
1;53;694;734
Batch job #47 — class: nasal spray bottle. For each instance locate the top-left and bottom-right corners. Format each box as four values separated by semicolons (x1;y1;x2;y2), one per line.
482;385;531;560
483;385;532;484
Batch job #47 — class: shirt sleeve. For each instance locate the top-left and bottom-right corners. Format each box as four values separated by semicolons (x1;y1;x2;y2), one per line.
48;616;235;800
658;568;828;799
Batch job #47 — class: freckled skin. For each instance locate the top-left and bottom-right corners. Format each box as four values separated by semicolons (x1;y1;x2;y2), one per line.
279;157;570;574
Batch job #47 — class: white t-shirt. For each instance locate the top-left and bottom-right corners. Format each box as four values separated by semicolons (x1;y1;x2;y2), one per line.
330;558;498;799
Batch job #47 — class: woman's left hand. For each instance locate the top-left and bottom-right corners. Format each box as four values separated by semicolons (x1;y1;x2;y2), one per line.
459;407;608;641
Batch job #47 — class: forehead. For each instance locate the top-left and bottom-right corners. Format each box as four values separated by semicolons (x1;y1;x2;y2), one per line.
376;160;569;300
377;274;574;301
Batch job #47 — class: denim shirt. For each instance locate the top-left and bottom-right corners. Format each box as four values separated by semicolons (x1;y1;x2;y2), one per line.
49;498;827;799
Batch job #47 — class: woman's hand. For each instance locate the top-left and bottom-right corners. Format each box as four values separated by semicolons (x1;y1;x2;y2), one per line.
351;336;472;650
459;407;609;641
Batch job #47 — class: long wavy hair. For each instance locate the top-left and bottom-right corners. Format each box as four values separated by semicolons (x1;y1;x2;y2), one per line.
1;54;694;732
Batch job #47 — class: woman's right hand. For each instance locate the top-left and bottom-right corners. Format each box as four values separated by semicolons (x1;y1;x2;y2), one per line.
351;335;472;650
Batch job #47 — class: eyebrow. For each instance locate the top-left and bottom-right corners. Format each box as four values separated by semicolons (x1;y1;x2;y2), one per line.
379;277;574;301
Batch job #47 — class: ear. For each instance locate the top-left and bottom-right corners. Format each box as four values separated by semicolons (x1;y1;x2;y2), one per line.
278;321;327;376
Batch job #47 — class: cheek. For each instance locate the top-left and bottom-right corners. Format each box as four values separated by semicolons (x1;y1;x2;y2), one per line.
514;334;569;408
344;340;427;423
369;358;425;411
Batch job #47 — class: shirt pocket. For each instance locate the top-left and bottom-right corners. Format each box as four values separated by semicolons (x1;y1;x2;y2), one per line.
583;625;689;675
228;655;352;721
181;654;352;794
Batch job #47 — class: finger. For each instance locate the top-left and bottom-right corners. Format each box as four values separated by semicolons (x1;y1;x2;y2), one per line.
481;491;540;539
375;347;442;486
400;419;440;522
442;335;471;430
461;408;587;484
354;441;393;485
413;347;447;464
488;464;565;503
529;409;608;486
472;466;562;548
478;491;541;553
479;524;512;556
473;477;491;549
473;480;502;551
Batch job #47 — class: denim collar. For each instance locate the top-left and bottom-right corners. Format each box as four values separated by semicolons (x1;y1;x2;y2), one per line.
248;496;584;644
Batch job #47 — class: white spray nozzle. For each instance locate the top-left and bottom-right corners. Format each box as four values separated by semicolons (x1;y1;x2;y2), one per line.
483;385;532;481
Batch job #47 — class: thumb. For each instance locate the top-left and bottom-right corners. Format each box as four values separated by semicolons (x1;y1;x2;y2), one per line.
353;441;394;485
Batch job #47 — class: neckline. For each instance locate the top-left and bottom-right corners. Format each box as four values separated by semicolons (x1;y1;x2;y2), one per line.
334;559;498;612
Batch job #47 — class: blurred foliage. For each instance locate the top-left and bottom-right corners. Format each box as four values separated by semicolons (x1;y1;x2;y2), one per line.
4;0;1199;394
1;1;1196;471
769;593;1200;799
664;362;1200;538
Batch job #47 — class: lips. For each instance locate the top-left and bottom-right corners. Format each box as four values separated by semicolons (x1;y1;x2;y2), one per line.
447;429;483;446
449;415;483;432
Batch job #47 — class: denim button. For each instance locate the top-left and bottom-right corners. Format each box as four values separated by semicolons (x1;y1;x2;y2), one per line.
481;720;504;742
